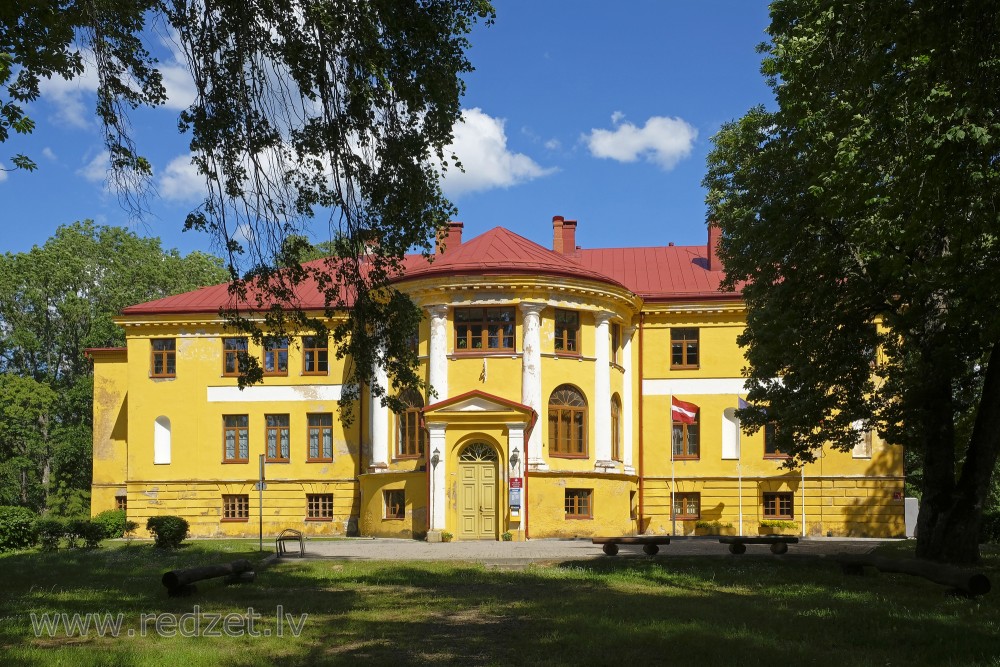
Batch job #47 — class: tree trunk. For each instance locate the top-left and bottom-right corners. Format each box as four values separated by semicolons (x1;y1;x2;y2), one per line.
916;342;1000;564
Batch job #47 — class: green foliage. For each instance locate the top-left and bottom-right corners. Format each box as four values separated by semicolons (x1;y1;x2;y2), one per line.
440;531;454;543
36;518;64;551
93;509;127;539
146;516;189;549
759;520;797;530
704;0;1000;564
0;505;37;552
501;531;513;541
695;520;733;529
981;513;1000;545
123;520;139;544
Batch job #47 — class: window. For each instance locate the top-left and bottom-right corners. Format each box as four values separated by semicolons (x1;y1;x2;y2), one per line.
222;494;249;521
565;489;592;519
263;337;288;376
115;496;127;512
306;494;333;521
611;394;622;461
154;416;171;465
302;335;328;374
307;413;333;462
672;415;700;459
670;327;699;369
672;492;700;520
150;339;176;377
548;385;587;457
406;328;420;357
852;422;873;458
223;415;249;463
610;322;622;365
396;389;425;458
554;309;580;354
384;490;405;519
454;307;515;352
266;414;290;462
764;422;788;458
223;337;249;376
763;492;794;520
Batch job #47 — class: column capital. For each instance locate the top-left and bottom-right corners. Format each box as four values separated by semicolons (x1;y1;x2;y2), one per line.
519;301;546;317
593;310;616;327
426;304;449;319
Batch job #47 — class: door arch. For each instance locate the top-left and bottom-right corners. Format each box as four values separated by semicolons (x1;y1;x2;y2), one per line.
457;441;499;540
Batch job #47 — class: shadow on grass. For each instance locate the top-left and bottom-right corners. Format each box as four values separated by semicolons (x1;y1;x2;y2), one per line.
2;543;998;666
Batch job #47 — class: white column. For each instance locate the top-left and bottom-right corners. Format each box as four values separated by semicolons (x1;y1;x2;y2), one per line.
427;305;449;402
368;351;389;471
594;311;615;471
427;422;447;531
622;325;636;475
520;302;547;471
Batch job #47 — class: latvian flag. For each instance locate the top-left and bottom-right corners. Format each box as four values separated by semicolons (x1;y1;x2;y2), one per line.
671;396;699;425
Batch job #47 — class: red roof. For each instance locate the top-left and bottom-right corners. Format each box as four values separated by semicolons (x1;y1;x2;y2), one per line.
120;226;736;315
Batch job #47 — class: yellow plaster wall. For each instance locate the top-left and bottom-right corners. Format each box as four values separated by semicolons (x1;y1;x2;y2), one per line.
527;474;635;538
91;350;129;515
359;472;428;539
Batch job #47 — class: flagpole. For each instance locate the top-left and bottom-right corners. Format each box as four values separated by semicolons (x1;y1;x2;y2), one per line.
801;464;806;538
737;422;743;537
671;395;676;537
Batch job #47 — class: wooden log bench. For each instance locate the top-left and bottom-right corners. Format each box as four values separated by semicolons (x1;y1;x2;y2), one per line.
275;528;305;558
719;536;799;555
592;536;671;556
161;559;253;597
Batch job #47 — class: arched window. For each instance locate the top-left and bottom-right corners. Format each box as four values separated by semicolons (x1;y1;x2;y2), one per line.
397;389;425;458
611;394;622;461
548;385;587;457
154;416;171;464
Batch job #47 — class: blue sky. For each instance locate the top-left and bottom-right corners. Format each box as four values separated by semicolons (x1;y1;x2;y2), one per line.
1;1;773;257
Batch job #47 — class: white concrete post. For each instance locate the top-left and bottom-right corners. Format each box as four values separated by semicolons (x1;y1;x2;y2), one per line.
622;324;636;475
594;311;615;471
427;305;449;403
520;302;547;471
427;422;447;531
368;349;389;471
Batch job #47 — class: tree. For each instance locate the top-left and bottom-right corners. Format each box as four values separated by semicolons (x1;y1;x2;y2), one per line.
704;0;1000;564
2;1;495;419
0;222;228;514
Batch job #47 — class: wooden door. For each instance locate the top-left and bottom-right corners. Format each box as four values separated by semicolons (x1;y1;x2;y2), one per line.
457;442;499;540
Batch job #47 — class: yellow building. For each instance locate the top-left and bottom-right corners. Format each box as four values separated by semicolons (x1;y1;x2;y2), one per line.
91;217;904;540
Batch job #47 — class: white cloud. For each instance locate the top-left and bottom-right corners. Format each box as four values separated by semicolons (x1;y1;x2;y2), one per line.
41;147;57;161
158;30;197;110
159;153;205;202
585;114;697;170
38;54;100;128
544;138;561;151
441;108;554;197
77;151;109;183
0;166;7;183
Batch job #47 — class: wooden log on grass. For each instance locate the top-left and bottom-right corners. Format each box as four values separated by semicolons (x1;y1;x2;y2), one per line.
162;559;253;591
837;555;991;597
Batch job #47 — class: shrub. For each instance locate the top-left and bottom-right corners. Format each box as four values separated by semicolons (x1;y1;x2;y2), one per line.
760;520;798;530
93;509;127;539
64;519;87;548
124;520;139;544
146;516;189;549
37;519;65;551
980;512;1000;544
501;531;513;541
0;506;38;552
77;521;106;549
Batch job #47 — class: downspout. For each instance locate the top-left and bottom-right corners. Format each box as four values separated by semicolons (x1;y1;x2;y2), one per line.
357;383;365;536
638;312;645;534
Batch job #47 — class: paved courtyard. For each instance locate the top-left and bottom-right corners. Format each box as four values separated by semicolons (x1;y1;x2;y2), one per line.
285;535;897;564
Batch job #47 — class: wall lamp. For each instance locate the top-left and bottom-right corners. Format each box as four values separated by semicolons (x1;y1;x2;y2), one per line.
431;447;441;467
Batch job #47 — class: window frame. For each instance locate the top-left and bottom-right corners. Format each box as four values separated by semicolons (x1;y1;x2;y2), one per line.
763;492;794;520
265;414;290;463
222;337;249;376
150;339;176;378
396;390;425;459
564;488;593;519
384;489;405;520
670;327;700;370
115;496;127;512
611;394;622;461
453;306;516;353
306;493;334;521
263;337;289;377
302;335;329;375
672;419;700;460
222;414;249;463
764;422;789;459
610;322;622;366
222;494;250;521
671;492;701;520
306;413;334;462
553;309;580;355
548;385;588;458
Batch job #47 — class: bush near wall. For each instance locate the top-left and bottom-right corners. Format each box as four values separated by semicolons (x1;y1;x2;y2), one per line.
93;509;127;539
0;506;38;552
146;516;189;549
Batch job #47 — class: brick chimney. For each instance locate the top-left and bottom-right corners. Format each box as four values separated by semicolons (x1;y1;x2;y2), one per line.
552;215;564;254
552;215;577;255
707;222;723;271
436;221;463;255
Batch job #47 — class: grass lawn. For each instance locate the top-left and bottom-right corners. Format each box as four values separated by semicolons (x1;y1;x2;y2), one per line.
1;540;997;666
